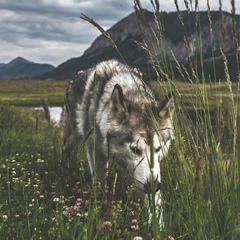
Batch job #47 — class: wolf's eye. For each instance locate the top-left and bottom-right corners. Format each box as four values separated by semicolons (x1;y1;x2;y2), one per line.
155;146;161;153
130;146;142;155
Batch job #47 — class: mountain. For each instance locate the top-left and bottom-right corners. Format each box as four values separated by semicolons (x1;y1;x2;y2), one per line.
0;63;5;68
43;10;240;81
0;57;55;79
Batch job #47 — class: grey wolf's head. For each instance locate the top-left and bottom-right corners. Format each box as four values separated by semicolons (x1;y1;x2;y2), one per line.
107;84;174;194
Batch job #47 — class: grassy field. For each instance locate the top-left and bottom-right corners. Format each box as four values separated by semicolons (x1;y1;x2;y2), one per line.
0;78;239;239
1;1;240;239
0;78;239;110
0;79;68;106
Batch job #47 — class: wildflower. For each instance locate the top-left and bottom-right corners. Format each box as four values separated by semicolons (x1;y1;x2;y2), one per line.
73;206;79;212
2;215;8;222
77;189;82;194
102;221;112;228
128;211;135;216
133;237;143;240
12;177;17;182
131;219;138;225
53;198;60;202
25;211;32;216
62;210;69;218
25;183;31;187
63;207;73;218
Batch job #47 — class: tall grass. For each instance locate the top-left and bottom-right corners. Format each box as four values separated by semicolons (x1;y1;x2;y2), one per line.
0;0;240;239
132;1;240;239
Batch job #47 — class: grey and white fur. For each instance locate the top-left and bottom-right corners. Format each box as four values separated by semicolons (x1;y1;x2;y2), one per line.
60;60;174;226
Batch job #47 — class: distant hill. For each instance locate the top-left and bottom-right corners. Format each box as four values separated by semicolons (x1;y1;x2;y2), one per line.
0;57;55;79
43;10;240;81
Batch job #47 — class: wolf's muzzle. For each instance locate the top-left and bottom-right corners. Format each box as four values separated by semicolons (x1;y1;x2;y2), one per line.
144;180;161;194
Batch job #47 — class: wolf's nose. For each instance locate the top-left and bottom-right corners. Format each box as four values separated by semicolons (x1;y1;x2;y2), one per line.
156;181;161;192
145;181;161;193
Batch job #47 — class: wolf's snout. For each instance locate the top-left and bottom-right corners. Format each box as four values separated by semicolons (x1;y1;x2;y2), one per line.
156;181;161;192
144;181;161;194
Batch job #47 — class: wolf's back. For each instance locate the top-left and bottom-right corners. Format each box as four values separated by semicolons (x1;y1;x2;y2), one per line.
60;60;134;161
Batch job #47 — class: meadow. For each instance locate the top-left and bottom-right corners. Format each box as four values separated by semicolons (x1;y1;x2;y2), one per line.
0;78;239;240
0;79;68;106
1;1;240;239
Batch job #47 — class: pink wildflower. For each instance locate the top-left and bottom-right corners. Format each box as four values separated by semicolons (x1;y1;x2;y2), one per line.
133;236;143;240
102;221;112;228
131;219;138;224
133;237;143;240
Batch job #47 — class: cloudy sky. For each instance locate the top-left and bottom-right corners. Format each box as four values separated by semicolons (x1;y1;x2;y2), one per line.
0;0;239;67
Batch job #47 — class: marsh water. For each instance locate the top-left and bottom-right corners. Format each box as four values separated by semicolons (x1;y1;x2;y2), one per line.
35;107;62;122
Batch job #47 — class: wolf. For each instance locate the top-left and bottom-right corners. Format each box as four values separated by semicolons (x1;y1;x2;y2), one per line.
60;60;174;226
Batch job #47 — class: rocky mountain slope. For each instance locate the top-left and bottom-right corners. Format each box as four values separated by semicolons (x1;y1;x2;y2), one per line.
42;10;240;81
0;57;55;79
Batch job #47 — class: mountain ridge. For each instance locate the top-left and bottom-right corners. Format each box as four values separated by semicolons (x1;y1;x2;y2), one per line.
0;57;55;79
42;10;240;81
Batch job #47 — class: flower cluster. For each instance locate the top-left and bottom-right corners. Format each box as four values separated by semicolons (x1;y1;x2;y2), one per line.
62;198;84;218
60;182;90;219
102;221;112;228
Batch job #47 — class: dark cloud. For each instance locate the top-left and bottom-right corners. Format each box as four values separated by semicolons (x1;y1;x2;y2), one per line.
0;0;239;66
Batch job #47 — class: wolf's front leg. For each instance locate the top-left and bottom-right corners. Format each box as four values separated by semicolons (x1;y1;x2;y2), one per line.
147;191;164;229
155;191;164;229
87;151;109;181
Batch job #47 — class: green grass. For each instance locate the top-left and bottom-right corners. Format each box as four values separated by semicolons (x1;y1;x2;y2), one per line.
1;0;240;239
0;78;238;111
0;84;239;239
0;79;68;106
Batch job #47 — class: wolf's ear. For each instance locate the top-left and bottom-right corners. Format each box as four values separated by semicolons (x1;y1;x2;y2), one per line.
158;92;174;119
110;84;127;113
